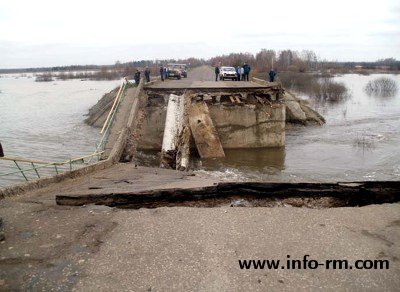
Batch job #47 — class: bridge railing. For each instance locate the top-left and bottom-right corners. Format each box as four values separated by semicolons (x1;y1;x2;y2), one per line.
0;77;131;185
90;78;130;160
0;152;104;183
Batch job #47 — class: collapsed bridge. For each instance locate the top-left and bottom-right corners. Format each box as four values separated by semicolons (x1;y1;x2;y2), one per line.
85;66;324;171
143;81;285;169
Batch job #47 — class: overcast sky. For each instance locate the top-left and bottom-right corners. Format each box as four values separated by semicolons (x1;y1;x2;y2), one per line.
0;0;399;68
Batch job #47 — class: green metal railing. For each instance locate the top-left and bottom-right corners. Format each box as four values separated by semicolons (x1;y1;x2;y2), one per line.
0;152;103;182
90;78;130;160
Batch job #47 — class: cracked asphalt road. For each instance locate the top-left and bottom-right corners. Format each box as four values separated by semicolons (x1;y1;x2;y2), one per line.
0;165;399;291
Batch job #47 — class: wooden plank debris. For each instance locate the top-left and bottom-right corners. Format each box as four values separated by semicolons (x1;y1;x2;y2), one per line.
255;96;265;104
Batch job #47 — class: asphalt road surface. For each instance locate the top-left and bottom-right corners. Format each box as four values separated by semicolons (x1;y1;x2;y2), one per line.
146;65;267;89
0;164;399;291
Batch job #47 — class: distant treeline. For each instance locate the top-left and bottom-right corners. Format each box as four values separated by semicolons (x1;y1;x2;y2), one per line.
35;69;122;82
1;50;399;76
319;58;400;71
209;50;400;73
0;58;207;75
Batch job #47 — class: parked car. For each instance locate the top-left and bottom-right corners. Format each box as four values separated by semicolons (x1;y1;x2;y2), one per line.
167;64;181;79
176;64;188;78
219;66;237;81
167;63;188;79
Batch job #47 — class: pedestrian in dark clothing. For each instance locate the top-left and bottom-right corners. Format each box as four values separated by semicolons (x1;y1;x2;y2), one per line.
215;66;220;81
160;66;164;81
134;69;141;85
144;67;150;83
269;69;276;82
242;63;251;81
164;67;168;79
0;142;4;157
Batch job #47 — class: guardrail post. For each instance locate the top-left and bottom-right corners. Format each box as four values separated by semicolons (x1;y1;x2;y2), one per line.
14;160;28;181
31;162;40;178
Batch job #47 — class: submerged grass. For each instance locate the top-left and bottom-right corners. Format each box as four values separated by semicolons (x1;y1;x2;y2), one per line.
364;77;398;97
277;72;350;103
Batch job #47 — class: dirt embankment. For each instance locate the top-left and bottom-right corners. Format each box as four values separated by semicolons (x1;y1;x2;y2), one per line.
85;87;120;127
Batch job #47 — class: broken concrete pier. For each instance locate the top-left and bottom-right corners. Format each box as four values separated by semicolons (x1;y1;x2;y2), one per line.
141;82;287;154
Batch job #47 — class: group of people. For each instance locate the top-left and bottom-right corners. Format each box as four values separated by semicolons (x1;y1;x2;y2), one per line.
237;63;251;81
133;67;152;85
138;64;276;84
159;65;169;81
214;63;277;82
133;66;170;84
214;63;251;82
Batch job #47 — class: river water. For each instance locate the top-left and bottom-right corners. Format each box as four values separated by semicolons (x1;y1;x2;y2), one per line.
193;74;400;182
0;75;119;186
1;73;399;186
138;73;400;182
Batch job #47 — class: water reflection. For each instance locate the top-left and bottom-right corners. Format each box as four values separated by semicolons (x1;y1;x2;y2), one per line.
136;147;286;178
199;148;285;173
280;72;351;105
364;77;398;98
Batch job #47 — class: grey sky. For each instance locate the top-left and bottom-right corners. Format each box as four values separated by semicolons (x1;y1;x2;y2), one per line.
0;0;399;68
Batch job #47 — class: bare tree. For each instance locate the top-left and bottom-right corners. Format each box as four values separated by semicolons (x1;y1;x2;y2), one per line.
301;50;319;71
255;49;276;71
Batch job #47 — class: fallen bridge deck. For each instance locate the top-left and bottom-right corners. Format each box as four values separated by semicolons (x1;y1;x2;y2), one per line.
54;165;400;209
144;81;280;93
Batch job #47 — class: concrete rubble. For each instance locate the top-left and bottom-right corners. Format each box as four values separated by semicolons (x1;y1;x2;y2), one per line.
85;85;325;130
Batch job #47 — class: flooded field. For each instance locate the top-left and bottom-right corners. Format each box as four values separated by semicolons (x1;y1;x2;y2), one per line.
1;73;399;186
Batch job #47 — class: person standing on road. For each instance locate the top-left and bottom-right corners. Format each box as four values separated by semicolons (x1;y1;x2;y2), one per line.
215;65;220;81
240;66;245;81
164;66;168;80
243;62;251;81
134;69;141;85
236;66;241;81
269;68;276;82
160;66;164;81
144;67;151;83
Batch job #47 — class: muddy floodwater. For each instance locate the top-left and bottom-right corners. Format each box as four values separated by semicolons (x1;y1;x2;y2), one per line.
0;75;119;186
138;74;400;182
0;73;399;186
